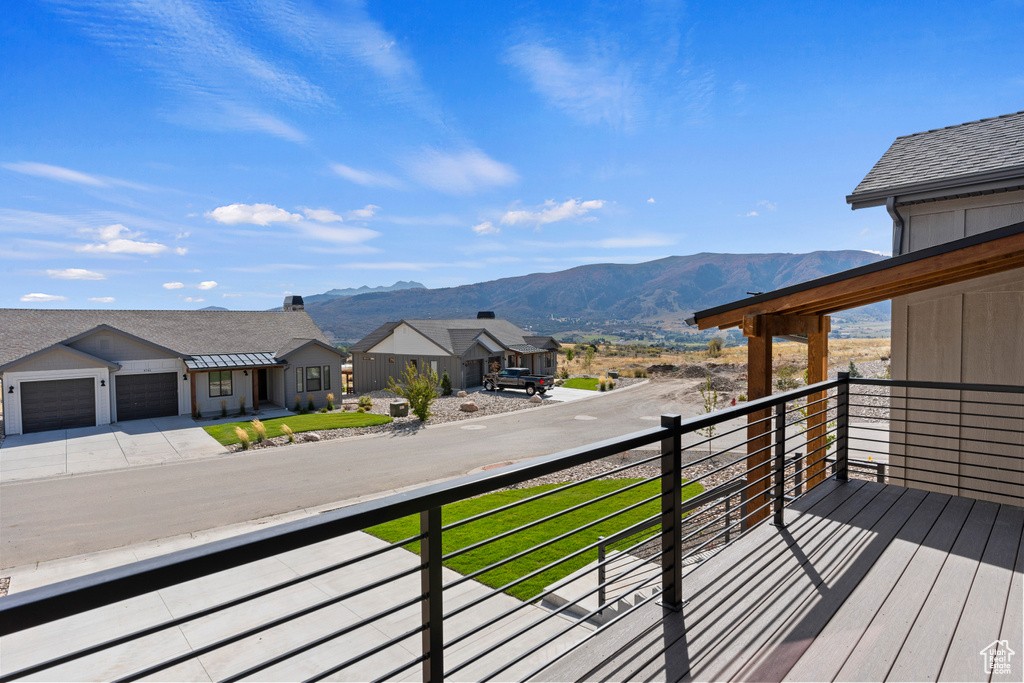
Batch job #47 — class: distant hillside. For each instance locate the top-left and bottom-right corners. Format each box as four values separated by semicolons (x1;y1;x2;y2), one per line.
305;280;425;303
304;251;889;343
199;306;229;311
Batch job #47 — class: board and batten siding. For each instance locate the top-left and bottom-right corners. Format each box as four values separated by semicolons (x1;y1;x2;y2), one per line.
283;345;344;410
890;190;1024;504
68;331;178;363
354;353;463;392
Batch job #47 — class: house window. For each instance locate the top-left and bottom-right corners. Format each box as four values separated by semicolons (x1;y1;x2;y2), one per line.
209;370;232;397
507;355;515;367
323;365;331;391
296;367;303;393
431;360;438;375
306;366;322;392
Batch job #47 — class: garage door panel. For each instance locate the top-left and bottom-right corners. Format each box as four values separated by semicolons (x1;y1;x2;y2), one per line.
116;373;178;421
21;378;96;433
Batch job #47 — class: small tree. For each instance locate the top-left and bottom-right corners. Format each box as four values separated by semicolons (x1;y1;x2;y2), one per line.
440;371;453;396
697;371;720;452
583;346;595;374
707;337;723;358
565;349;575;362
387;361;440;422
847;360;863;378
774;365;801;392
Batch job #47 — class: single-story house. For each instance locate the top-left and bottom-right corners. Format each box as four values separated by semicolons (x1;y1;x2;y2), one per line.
0;296;346;435
349;313;560;392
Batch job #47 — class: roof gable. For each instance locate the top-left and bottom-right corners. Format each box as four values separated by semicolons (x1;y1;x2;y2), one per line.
0;343;120;373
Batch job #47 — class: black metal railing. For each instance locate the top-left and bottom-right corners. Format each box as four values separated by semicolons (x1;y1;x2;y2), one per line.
1;374;1020;681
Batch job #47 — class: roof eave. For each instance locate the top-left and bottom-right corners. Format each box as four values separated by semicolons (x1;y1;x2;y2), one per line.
847;165;1024;210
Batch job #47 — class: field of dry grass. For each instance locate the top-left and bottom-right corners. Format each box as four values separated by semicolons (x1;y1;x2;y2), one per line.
560;338;891;377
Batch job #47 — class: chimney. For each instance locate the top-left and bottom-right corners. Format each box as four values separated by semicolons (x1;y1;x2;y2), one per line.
283;295;305;312
477;311;495;319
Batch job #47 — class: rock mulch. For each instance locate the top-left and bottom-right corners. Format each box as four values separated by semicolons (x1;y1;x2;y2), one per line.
0;576;8;598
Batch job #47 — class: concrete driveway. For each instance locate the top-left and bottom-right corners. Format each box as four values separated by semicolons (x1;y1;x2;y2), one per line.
0;416;226;482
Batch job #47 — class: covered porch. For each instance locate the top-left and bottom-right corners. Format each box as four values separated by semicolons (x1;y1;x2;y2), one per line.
183;353;287;418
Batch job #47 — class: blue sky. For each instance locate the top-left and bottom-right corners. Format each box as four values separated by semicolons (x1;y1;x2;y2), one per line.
2;0;1022;310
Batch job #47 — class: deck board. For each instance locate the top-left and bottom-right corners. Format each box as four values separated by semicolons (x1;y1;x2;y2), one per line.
537;480;1024;683
938;504;1024;682
992;522;1024;683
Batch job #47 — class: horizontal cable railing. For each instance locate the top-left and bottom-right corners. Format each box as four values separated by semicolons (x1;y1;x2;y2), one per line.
2;374;1020;681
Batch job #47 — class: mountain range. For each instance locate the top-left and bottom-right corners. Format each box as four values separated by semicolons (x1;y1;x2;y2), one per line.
304;281;425;303
301;251;889;343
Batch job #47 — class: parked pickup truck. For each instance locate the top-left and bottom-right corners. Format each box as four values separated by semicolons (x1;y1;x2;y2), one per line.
483;367;555;396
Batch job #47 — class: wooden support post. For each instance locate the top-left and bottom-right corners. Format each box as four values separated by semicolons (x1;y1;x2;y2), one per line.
189;372;197;418
744;315;773;527
805;317;830;487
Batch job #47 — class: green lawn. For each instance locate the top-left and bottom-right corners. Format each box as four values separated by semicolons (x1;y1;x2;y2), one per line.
563;377;600;390
204;413;392;445
367;478;703;601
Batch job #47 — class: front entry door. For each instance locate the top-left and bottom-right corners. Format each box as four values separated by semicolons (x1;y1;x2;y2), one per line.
257;369;268;402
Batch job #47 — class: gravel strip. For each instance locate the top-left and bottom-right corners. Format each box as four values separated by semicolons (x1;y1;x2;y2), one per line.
0;576;8;598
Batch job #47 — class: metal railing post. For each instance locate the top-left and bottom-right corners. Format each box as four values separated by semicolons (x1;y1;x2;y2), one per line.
773;400;787;527
724;496;731;543
836;371;850;481
597;536;606;612
420;507;444;683
660;414;683;611
794;451;803;496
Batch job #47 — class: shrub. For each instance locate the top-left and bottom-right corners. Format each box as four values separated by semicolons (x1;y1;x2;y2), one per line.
220;400;227;418
608;380;615;390
326;393;335;410
358;395;373;409
294;395;302;413
882;363;891;380
195;408;202;419
250;419;267;443
634;369;647;378
583;347;595;374
565;349;575;362
307;394;316;412
738;394;747;402
356;406;366;413
697;372;720;452
281;424;294;443
238;395;246;416
707;337;723;358
234;426;251;450
386;361;440;422
774;365;801;392
847;360;863;378
440;371;453;396
598;380;607;391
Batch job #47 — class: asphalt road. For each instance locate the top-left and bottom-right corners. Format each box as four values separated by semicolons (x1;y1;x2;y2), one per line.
1;379;731;567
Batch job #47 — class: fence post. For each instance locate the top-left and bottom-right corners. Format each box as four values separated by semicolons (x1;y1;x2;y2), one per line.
836;372;850;481
773;401;787;527
660;414;683;611
420;508;444;683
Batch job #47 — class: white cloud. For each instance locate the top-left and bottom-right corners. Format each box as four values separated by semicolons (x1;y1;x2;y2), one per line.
20;293;68;302
864;249;891;257
647;197;656;204
472;221;500;236
523;234;676;249
404;148;517;195
302;208;344;223
345;204;380;221
329;163;402;188
184;297;205;303
206;203;302;226
174;247;188;255
163;281;185;289
76;223;172;255
506;43;639;128
2;161;153;190
46;268;106;280
197;280;218;290
89;297;116;303
743;211;759;217
298;224;381;244
501;198;606;227
757;200;777;211
859;228;870;236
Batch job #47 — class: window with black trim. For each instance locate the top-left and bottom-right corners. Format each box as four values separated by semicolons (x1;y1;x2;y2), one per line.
306;366;321;392
323;365;331;391
209;370;232;397
296;367;303;393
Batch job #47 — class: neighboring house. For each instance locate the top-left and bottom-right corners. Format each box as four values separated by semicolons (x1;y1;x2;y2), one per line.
349;312;560;392
0;296;346;435
847;111;1024;500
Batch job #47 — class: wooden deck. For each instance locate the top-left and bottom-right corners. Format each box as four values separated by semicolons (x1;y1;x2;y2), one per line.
537;478;1024;682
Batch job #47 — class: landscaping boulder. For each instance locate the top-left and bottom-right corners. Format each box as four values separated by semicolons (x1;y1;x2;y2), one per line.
529;395;543;404
390;400;410;417
457;390;468;398
460;401;479;412
305;432;321;442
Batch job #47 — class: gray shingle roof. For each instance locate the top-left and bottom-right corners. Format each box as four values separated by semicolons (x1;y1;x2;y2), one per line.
0;309;331;367
351;318;556;356
849;111;1024;202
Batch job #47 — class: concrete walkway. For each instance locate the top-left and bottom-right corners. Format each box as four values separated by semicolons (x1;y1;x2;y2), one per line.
1;506;590;682
0;415;229;482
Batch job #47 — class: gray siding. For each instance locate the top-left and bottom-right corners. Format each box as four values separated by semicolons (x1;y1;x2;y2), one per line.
68;330;177;362
284;346;344;410
354;353;466;392
4;347;111;372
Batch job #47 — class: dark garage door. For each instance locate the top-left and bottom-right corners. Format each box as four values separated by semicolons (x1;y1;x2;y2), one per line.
116;372;178;422
464;359;483;388
21;378;96;434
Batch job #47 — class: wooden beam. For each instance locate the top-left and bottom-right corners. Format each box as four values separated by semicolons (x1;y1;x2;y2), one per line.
251;370;259;411
805;317;830;487
695;231;1024;330
745;319;773;527
189;372;197;418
